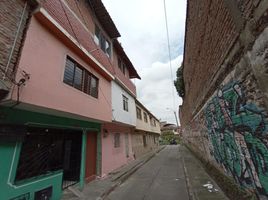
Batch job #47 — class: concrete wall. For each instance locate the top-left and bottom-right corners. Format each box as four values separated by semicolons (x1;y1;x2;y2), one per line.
112;81;136;126
131;132;159;159
14;17;112;122
181;0;268;198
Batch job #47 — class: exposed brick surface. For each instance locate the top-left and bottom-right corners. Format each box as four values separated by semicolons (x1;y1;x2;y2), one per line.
181;0;268;198
182;0;238;125
0;0;32;81
41;0;136;95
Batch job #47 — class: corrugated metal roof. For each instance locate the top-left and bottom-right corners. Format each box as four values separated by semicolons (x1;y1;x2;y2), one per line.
88;0;120;38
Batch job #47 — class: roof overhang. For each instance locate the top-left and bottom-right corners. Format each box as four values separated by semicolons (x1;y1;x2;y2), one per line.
88;0;120;38
114;40;141;79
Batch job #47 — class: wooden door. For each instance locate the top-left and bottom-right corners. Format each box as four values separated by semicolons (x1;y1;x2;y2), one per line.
85;131;97;182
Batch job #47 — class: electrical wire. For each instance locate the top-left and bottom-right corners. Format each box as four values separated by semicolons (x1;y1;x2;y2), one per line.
163;0;176;111
59;0;115;120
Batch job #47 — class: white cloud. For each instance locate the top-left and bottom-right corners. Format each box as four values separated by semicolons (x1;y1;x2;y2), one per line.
102;0;186;124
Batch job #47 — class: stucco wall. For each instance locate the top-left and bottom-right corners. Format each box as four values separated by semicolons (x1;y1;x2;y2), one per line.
13;16;112;122
101;123;134;176
111;81;136;126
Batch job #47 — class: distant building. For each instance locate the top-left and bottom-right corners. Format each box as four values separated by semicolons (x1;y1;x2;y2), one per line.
160;121;180;135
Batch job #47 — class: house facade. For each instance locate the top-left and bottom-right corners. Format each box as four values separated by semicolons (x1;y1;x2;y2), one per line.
133;100;160;158
101;40;140;176
0;0;115;199
0;0;158;199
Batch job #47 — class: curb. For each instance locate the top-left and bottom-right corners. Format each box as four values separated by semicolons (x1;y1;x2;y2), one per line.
101;146;166;199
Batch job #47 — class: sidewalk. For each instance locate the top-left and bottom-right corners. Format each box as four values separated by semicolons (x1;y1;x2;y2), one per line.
180;145;229;200
62;146;166;200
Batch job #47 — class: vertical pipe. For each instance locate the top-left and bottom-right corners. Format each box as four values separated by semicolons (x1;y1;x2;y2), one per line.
79;130;87;189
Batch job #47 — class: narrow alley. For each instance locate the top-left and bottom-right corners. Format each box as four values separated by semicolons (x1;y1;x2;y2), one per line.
105;145;227;200
106;145;188;200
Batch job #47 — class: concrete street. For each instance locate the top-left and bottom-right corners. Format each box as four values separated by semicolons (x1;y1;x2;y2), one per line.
105;145;189;200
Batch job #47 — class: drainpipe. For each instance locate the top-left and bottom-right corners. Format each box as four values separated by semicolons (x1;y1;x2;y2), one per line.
4;1;28;79
79;130;87;189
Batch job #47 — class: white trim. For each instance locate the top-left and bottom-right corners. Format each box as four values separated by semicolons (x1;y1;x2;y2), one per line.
38;8;114;80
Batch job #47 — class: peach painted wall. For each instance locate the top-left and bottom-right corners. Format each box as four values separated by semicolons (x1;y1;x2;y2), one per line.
13;17;112;122
101;123;134;176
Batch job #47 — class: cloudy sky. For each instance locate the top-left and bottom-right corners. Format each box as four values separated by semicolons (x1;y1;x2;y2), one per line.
102;0;186;125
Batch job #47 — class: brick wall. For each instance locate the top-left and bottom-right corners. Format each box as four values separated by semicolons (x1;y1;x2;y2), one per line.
0;0;33;84
181;0;268;198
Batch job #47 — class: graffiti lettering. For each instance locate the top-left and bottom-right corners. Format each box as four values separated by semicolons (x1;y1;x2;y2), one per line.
205;82;268;197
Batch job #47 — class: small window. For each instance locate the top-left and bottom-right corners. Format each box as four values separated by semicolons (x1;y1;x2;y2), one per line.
143;135;147;147
136;107;142;120
143;112;148;123
114;133;120;148
123;95;128;112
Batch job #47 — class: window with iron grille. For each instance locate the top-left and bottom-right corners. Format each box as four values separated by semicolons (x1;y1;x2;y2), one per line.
114;133;120;148
136;107;142;120
63;57;99;98
123;95;128;112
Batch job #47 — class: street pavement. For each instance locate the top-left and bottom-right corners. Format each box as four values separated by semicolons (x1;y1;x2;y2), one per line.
62;145;229;200
105;145;189;200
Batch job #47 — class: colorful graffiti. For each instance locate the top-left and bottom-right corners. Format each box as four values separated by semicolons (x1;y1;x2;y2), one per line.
205;82;268;197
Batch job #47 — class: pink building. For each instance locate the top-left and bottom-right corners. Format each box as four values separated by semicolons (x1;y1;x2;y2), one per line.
0;0;139;199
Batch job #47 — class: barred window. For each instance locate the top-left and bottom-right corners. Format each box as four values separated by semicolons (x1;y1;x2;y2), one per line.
64;57;99;98
114;133;120;148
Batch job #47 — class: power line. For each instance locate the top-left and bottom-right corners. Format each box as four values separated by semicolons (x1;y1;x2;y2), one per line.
163;0;176;110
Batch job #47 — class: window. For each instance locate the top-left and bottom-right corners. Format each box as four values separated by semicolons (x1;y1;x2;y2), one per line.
143;112;148;123
114;133;120;148
84;72;99;98
136;107;142;120
123;95;128;111
143;135;147;147
95;25;111;57
117;58;127;76
63;58;83;90
63;57;99;98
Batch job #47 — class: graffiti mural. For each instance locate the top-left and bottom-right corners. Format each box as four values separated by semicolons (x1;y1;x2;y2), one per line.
205;81;268;197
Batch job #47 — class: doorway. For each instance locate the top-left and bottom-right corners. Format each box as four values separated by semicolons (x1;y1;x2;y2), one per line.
85;131;97;182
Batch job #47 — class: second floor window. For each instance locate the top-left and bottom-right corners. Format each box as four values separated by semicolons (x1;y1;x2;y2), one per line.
123;95;128;112
95;25;111;58
143;112;148;123
63;57;99;98
136;107;142;120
